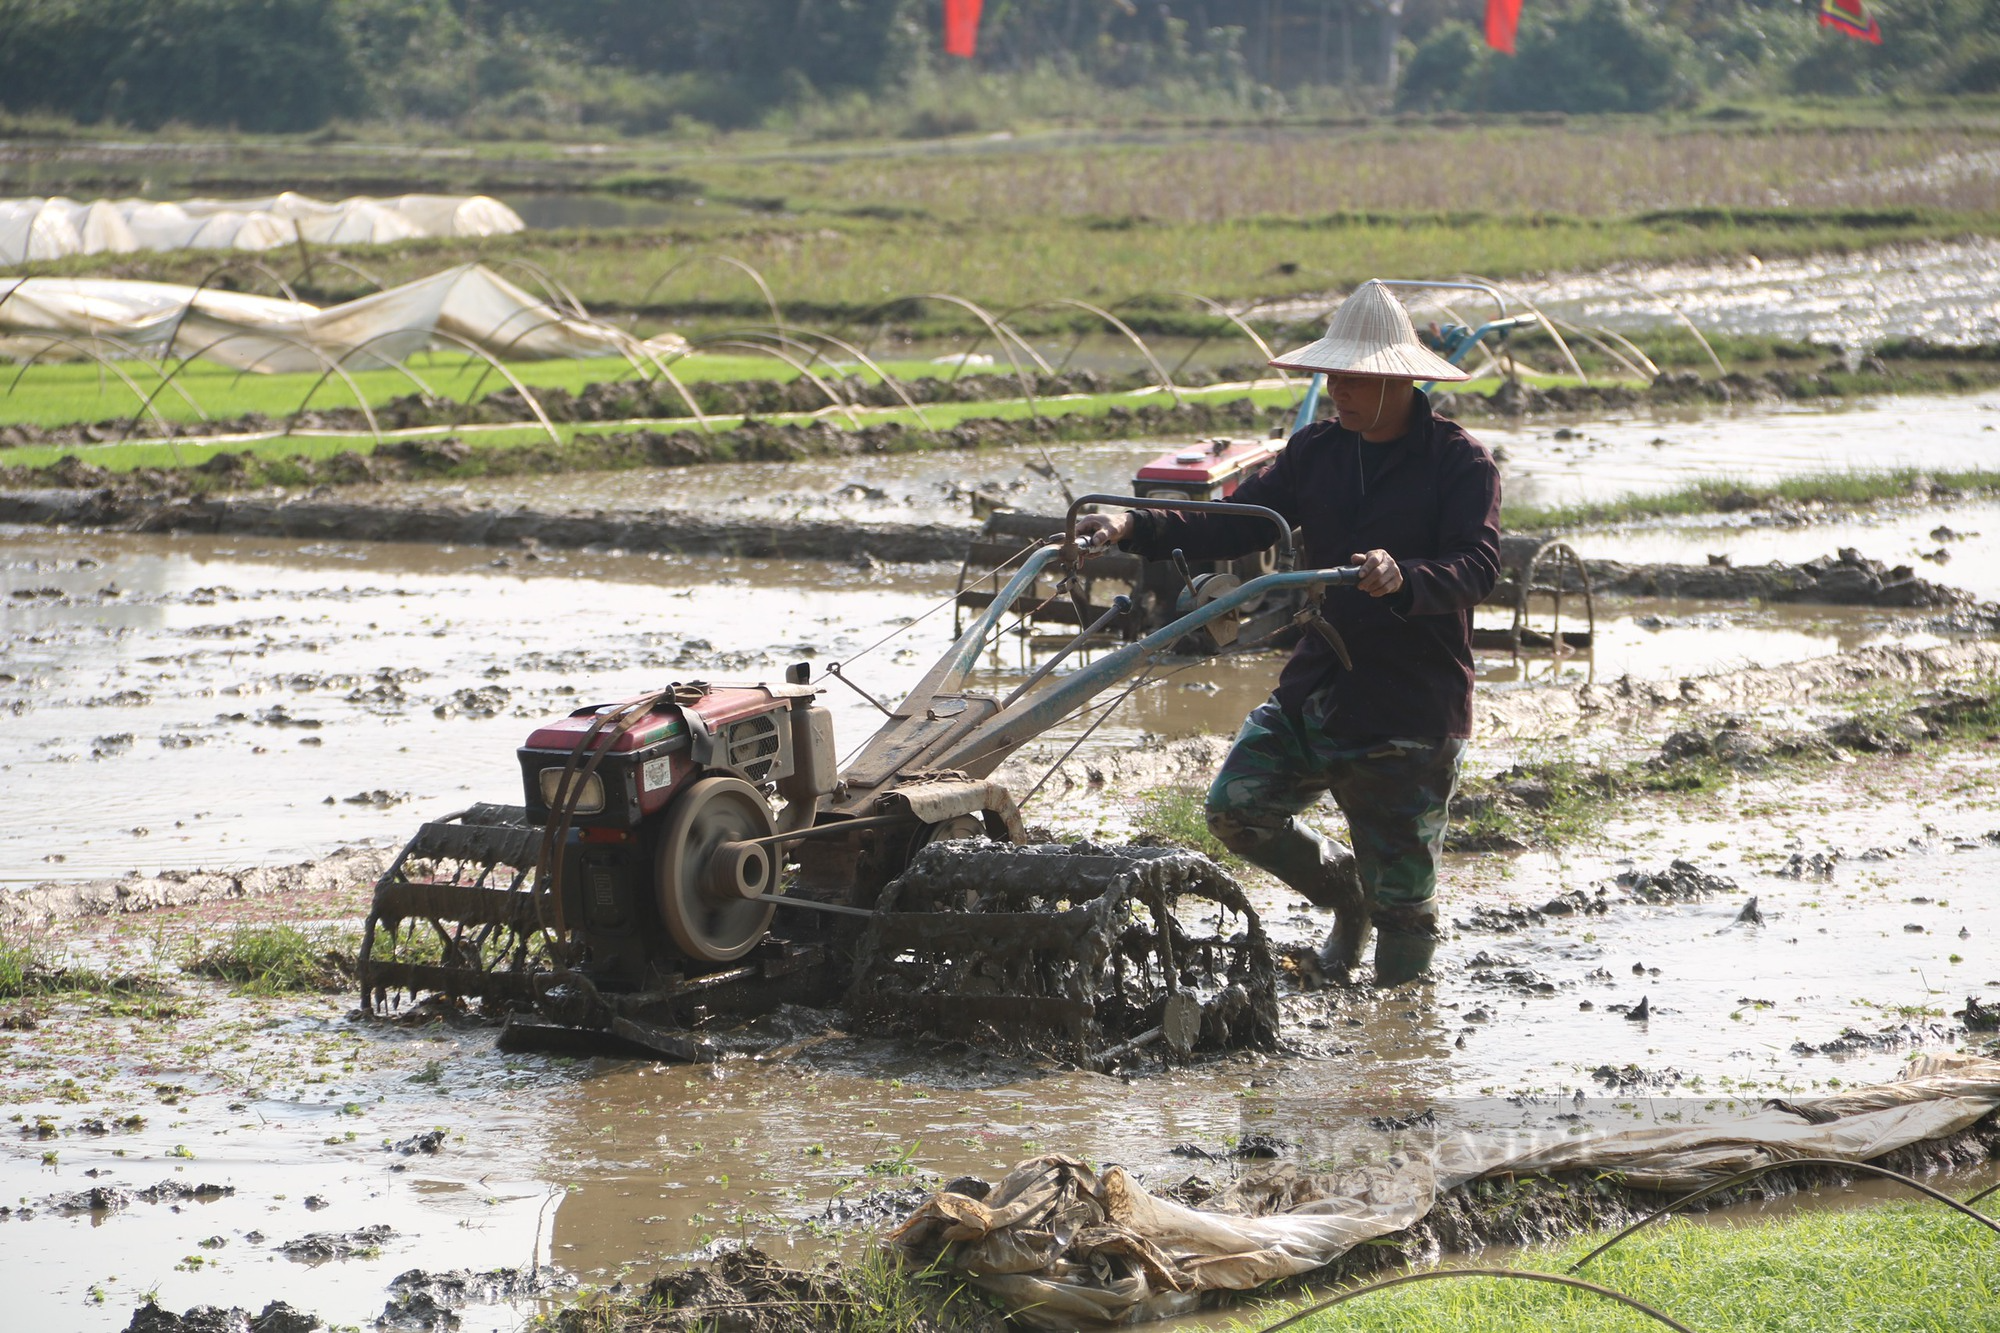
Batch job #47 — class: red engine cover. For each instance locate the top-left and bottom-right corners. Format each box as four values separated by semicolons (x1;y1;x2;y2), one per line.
1133;436;1284;496
518;687;794;827
520;687;784;754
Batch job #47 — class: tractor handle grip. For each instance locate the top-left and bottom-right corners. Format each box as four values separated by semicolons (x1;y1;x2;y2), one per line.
1064;494;1295;572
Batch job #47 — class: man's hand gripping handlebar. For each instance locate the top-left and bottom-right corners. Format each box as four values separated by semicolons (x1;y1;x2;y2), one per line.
1060;495;1364;669
1071;509;1134;555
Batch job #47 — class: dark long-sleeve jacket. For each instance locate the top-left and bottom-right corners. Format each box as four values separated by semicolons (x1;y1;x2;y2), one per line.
1122;391;1501;738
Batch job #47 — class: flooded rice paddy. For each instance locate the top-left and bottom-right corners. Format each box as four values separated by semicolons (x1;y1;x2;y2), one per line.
5;392;2000;1330
0;528;1946;885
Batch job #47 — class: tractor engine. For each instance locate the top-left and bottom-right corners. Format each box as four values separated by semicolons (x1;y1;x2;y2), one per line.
515;679;837;984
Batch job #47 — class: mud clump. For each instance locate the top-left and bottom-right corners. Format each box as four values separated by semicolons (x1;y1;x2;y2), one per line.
279;1223;394;1262
545;1245;999;1333
124;1301;319;1333
1957;997;2000;1031
1454;887;1610;933
1591;1062;1686;1089
1790;1022;1956;1056
50;1184;134;1214
134;1181;236;1204
819;1183;936;1229
1616;859;1736;902
378;1266;570;1329
1772;851;1840;880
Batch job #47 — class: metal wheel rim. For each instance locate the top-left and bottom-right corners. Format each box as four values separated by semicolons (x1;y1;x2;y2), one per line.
656;775;778;963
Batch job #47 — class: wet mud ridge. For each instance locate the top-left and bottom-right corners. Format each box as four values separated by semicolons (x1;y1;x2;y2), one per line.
0;486;973;563
1495;533;1983;612
7;485;1995;618
0;846;389;929
1480;638;2000;740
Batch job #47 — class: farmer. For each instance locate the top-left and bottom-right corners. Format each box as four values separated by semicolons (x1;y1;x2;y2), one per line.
1075;281;1501;986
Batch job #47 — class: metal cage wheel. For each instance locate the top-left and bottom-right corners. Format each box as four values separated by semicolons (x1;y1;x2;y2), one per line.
1511;538;1595;663
655;775;779;963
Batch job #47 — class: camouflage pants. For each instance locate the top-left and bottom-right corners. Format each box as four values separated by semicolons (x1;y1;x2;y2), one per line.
1204;694;1463;924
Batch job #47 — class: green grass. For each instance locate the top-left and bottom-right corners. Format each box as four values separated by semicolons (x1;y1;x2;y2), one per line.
0;350;950;431
1133;785;1243;871
0;934;180;1014
0;935;122;997
1449;754;1631;852
1508;468;2000;531
180;924;356;995
1236;1204;2000;1333
0;938;38;998
0;379;1314;475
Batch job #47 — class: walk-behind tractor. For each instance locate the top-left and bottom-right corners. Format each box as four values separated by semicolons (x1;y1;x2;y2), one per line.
358;498;1360;1065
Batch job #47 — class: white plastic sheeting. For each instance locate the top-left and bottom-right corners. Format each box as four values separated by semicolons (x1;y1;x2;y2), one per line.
0;264;667;372
892;1053;2000;1328
0;192;525;264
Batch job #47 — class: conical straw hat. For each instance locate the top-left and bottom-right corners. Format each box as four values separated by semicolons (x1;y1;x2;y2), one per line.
1268;280;1472;382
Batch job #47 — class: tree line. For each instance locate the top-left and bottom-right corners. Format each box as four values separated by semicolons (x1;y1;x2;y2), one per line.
0;0;1993;136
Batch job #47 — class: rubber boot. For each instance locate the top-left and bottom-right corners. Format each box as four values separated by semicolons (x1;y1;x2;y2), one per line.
1372;903;1439;987
1306;854;1371;984
1206;813;1370;984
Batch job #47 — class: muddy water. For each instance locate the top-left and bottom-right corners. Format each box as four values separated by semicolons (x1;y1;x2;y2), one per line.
0;529;961;884
1523;239;2000;348
1483;391;2000;513
1253;241;2000;350
5;444;1999;1327
347;389;2000;526
5;767;1998;1331
0;523;1943;884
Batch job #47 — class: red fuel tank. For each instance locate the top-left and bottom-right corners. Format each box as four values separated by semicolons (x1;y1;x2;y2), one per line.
1132;436;1284;499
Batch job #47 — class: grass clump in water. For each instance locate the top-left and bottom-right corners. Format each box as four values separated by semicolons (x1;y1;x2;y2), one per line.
181;925;356;995
0;934;122;998
0;933;187;1018
0;937;38;998
1237;1202;2000;1332
1448;755;1629;852
1134;785;1243;870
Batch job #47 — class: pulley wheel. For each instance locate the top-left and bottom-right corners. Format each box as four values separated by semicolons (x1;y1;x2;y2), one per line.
656;776;778;963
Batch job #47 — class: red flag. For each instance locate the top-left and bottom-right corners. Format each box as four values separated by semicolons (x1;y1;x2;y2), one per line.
1485;0;1522;53
944;0;984;58
1818;0;1882;43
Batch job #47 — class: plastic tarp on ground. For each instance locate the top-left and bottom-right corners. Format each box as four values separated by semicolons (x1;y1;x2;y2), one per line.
891;1053;2000;1328
0;193;524;263
0;264;671;371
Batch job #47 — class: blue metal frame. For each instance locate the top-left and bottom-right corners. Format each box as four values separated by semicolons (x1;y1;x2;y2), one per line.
932;561;1358;776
